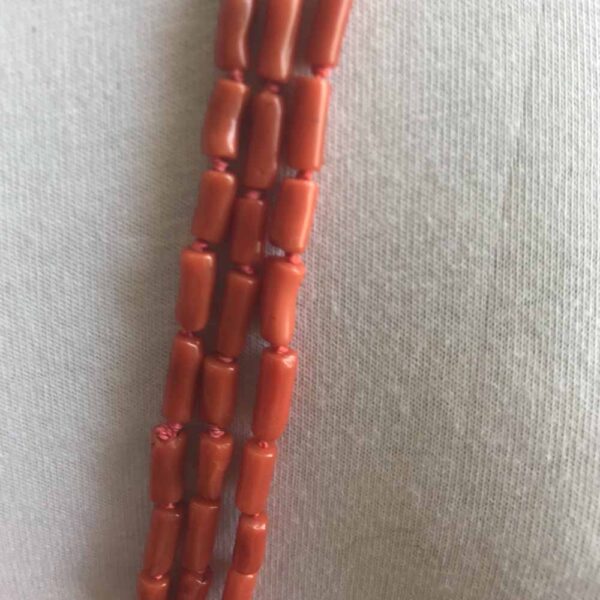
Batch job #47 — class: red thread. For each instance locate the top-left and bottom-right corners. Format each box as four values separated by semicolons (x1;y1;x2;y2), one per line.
312;66;331;78
237;264;255;276
297;170;313;180
265;81;280;94
274;345;289;355
229;69;244;83
211;157;228;172
208;426;226;439
191;240;209;252
257;440;269;449
154;423;182;442
217;353;234;364
244;189;261;200
285;252;302;265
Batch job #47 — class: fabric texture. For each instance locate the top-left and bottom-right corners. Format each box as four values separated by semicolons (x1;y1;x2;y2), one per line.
2;1;600;598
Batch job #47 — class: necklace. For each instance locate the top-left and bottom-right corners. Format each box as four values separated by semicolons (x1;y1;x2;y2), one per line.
137;2;352;598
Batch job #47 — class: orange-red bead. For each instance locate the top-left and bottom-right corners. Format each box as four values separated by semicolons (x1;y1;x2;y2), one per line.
260;257;305;347
176;569;212;600
191;170;237;244
232;513;268;574
182;498;220;574
223;569;257;600
243;89;284;190
306;0;353;69
202;79;250;160
200;355;239;428
236;439;277;515
252;347;298;441
137;572;170;600
162;333;203;424
150;427;187;506
269;178;318;254
257;0;303;83
196;431;234;501
216;269;260;359
175;247;216;333
229;195;267;267
215;0;256;72
143;505;184;577
287;76;330;171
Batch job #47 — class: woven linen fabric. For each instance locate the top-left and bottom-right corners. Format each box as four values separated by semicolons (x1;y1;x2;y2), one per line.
2;1;600;598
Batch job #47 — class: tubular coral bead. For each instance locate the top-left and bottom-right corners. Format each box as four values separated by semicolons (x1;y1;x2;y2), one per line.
243;89;284;190
143;505;183;577
257;0;303;83
191;170;237;244
216;269;260;358
269;178;317;254
229;195;267;267
252;347;298;441
200;355;239;428
175;247;216;332
215;0;256;72
137;572;170;600
287;76;330;171
176;569;212;600
162;333;203;424
150;427;187;506
182;498;220;574
306;0;353;69
196;430;234;501
202;79;249;159
232;513;268;575
223;569;257;600
236;439;277;515
260;257;305;347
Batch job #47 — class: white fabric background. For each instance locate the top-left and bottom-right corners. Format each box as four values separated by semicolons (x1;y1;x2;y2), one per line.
2;1;600;598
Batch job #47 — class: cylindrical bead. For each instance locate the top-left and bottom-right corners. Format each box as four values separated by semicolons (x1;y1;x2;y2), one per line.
269;178;317;254
200;355;239;428
229;196;267;267
197;431;234;501
177;569;212;600
162;333;203;424
215;0;255;72
137;572;170;600
143;505;184;577
175;247;216;332
243;89;284;190
232;513;268;574
260;257;305;347
191;170;237;244
287;76;330;171
306;0;353;69
150;427;187;506
202;79;249;159
236;439;277;515
216;270;260;358
252;348;298;441
182;498;220;574
257;0;303;83
223;569;257;600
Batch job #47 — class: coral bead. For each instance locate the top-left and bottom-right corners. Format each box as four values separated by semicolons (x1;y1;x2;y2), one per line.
306;0;353;69
222;569;257;600
196;431;234;501
257;0;303;83
200;355;239;428
137;572;170;600
143;505;183;577
175;247;216;333
269;177;317;254
216;269;260;359
236;439;277;515
162;333;203;424
243;89;284;190
232;513;268;575
229;195;267;267
150;427;187;506
182;498;220;574
252;347;298;441
215;0;256;72
260;257;305;347
176;569;212;600
202;79;249;159
287;76;330;171
191;170;237;244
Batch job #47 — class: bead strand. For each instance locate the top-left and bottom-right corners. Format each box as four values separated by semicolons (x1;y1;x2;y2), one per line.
222;2;353;598
137;1;256;599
